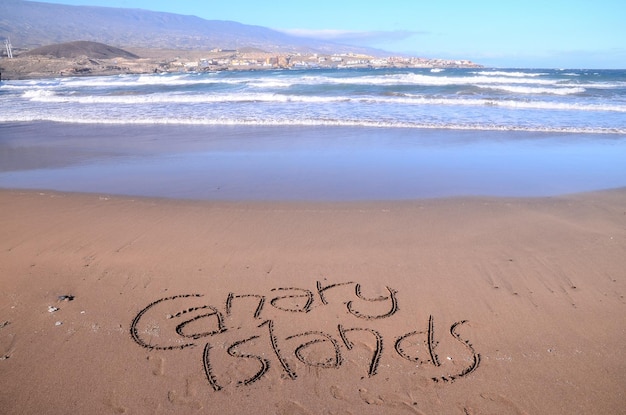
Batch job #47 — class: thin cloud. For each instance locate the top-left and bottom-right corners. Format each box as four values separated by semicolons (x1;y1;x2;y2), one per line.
277;28;426;45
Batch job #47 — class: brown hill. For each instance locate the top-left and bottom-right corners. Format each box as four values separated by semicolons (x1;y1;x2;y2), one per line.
21;41;139;59
0;0;383;56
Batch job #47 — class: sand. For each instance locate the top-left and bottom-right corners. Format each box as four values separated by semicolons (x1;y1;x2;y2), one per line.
0;187;625;414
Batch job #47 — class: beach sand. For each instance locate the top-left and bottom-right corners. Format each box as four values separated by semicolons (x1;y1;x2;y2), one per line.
0;188;624;414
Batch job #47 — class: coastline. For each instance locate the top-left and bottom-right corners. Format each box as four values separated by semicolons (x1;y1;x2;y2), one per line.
1;187;625;414
0;47;481;81
2;122;626;201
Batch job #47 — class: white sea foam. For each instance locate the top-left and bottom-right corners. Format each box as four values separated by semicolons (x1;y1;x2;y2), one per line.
3;68;624;135
333;73;562;86
8;71;622;93
22;89;57;99
470;71;549;77
19;88;626;113
477;85;586;95
1;113;623;134
112;72;561;88
14;73;243;90
401;94;626;112
21;91;344;104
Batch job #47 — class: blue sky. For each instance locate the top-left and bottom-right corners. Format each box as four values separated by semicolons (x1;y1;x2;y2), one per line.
36;0;626;68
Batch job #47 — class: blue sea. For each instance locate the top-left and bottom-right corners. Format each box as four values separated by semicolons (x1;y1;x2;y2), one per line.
1;67;625;200
1;67;625;133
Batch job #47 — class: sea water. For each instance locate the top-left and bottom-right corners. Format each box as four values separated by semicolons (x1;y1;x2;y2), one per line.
1;68;625;200
1;68;625;133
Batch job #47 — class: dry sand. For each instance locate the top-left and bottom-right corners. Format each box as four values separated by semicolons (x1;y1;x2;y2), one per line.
0;188;625;414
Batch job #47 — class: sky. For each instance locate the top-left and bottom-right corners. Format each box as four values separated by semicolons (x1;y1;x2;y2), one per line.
35;0;626;68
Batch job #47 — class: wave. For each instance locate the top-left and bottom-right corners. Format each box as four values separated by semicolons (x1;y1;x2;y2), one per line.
400;95;626;112
0;72;573;90
4;69;624;136
2;113;624;134
7;71;625;94
6;73;244;90
268;73;625;89
5;73;328;91
23;89;626;112
22;89;57;99
22;91;344;104
299;73;564;86
470;71;549;77
476;85;586;95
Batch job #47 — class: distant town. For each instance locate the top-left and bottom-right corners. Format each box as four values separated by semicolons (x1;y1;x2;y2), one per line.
165;49;483;71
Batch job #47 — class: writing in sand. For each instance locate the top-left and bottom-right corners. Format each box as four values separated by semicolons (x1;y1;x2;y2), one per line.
130;281;480;390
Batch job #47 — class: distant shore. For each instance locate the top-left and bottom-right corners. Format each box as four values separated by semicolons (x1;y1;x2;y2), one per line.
0;48;482;80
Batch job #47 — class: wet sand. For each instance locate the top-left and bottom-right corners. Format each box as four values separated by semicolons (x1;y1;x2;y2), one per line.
1;187;625;414
2;122;626;200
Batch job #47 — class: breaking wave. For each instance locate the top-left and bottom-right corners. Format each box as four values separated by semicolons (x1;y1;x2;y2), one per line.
2;67;625;134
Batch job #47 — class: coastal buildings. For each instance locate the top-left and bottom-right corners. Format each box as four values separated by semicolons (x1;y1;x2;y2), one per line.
178;51;482;71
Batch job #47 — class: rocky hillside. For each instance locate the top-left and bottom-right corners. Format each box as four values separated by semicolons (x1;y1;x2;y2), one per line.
21;41;139;59
0;0;382;56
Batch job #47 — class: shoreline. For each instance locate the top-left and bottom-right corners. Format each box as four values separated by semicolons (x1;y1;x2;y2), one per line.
1;187;625;414
0;48;482;81
2;184;626;205
2;122;626;201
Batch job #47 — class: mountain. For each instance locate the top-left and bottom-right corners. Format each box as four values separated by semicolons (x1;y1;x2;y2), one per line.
21;41;139;59
0;0;385;56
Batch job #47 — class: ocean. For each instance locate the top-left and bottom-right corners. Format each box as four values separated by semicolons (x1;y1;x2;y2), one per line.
1;67;625;133
1;67;625;200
